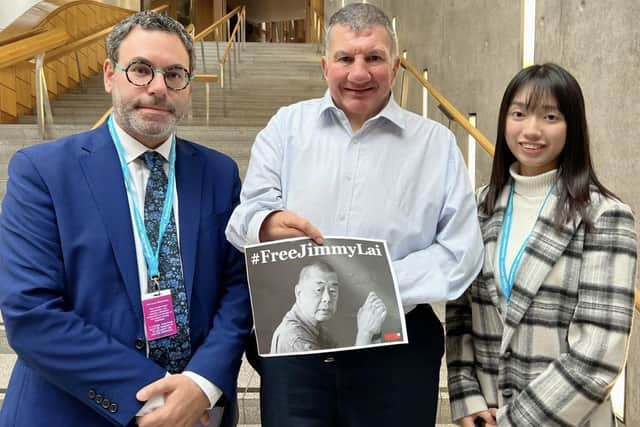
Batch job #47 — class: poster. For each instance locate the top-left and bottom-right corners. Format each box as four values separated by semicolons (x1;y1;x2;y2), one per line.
244;236;407;357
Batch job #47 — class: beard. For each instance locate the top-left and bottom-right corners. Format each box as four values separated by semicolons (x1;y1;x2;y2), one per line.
111;89;186;146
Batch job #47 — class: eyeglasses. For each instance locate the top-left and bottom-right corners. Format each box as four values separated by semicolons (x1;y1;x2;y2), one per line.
114;61;192;91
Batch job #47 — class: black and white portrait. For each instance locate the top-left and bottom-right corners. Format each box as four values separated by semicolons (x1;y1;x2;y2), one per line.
244;237;407;356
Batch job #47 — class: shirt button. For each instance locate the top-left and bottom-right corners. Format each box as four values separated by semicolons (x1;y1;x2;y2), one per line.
502;389;513;398
135;338;145;350
323;357;335;363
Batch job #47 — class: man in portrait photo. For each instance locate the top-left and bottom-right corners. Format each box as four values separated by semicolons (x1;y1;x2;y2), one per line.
270;261;387;354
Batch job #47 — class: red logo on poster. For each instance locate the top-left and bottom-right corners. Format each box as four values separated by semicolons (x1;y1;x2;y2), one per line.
383;332;402;342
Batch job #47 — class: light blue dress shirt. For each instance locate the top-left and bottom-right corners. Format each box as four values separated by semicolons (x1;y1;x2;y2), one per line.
226;91;483;311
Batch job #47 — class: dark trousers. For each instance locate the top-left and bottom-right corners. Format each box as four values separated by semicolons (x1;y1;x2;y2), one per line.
248;304;444;427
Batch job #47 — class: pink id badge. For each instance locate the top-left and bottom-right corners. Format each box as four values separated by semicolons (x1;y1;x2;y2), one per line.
142;289;178;341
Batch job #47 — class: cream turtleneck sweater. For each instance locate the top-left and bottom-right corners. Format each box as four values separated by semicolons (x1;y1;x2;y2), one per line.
495;163;557;304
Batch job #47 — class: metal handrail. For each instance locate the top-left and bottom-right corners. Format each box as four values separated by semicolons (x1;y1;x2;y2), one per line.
220;9;242;66
193;6;242;41
188;5;244;96
399;57;494;157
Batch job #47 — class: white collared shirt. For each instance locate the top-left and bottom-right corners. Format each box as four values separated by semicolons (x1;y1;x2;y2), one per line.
111;121;222;412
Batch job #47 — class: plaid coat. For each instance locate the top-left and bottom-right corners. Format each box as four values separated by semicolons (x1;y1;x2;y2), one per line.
446;182;637;427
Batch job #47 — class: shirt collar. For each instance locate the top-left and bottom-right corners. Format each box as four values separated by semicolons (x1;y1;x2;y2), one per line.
319;89;407;131
111;119;173;164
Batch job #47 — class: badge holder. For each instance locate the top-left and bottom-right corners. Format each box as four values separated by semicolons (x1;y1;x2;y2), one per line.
142;275;178;341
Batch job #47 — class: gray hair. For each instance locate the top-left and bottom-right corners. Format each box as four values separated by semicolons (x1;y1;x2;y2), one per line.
324;3;398;58
106;10;195;72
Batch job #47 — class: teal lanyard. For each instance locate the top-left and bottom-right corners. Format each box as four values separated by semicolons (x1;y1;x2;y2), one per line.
498;180;555;301
107;115;177;288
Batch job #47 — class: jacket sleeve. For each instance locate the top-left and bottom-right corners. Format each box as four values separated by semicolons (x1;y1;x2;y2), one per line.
499;201;637;426
185;159;252;399
446;284;491;421
0;151;166;426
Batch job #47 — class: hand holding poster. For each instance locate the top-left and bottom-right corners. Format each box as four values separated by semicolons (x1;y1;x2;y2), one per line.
244;237;407;356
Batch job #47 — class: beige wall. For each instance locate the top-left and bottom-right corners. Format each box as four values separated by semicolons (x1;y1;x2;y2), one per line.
0;0;40;29
229;0;306;23
533;3;640;424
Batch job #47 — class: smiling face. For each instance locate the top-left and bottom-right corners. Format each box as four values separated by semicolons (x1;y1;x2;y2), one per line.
103;27;192;148
505;85;567;176
321;24;399;131
295;265;339;325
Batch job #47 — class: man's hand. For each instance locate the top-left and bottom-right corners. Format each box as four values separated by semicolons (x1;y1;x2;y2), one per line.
259;211;324;244
456;410;497;426
135;374;210;427
355;292;387;345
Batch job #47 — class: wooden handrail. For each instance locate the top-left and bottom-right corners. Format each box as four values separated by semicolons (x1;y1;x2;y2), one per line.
46;27;112;62
220;8;243;66
92;107;112;129
194;6;242;41
0;28;46;46
48;3;167;62
0;27;70;69
0;4;169;71
400;57;495;157
636;290;640;314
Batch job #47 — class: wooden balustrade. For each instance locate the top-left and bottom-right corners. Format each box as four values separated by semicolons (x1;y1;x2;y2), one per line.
0;1;148;124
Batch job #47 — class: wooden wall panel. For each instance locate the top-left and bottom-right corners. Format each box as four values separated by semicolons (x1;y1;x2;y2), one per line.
0;1;134;123
44;64;59;97
55;59;69;90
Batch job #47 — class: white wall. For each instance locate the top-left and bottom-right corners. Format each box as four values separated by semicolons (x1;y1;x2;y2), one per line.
0;0;40;29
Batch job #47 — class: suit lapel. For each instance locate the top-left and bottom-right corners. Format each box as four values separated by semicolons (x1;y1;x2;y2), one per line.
501;190;581;351
175;140;203;306
78;124;142;322
478;189;506;313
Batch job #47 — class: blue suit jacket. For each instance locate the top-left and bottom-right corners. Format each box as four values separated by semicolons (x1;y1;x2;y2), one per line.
0;123;251;426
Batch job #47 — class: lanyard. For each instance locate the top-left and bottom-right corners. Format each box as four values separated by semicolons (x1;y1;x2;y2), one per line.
107;115;177;288
498;180;555;301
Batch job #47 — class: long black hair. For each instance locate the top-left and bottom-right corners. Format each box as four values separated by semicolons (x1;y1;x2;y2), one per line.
482;63;615;227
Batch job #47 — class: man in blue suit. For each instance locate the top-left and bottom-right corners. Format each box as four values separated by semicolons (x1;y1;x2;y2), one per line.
0;11;251;427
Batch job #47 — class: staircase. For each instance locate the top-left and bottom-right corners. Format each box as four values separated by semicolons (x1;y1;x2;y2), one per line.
0;41;455;426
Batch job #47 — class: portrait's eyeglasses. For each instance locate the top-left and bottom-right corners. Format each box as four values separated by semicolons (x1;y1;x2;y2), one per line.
114;61;192;91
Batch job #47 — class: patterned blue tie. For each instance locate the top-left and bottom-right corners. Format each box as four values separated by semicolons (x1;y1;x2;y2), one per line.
143;151;191;373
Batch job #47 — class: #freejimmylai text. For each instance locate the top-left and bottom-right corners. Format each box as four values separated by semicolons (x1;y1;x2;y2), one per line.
251;242;383;265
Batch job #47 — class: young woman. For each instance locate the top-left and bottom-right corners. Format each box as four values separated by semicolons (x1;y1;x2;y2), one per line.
446;63;637;427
